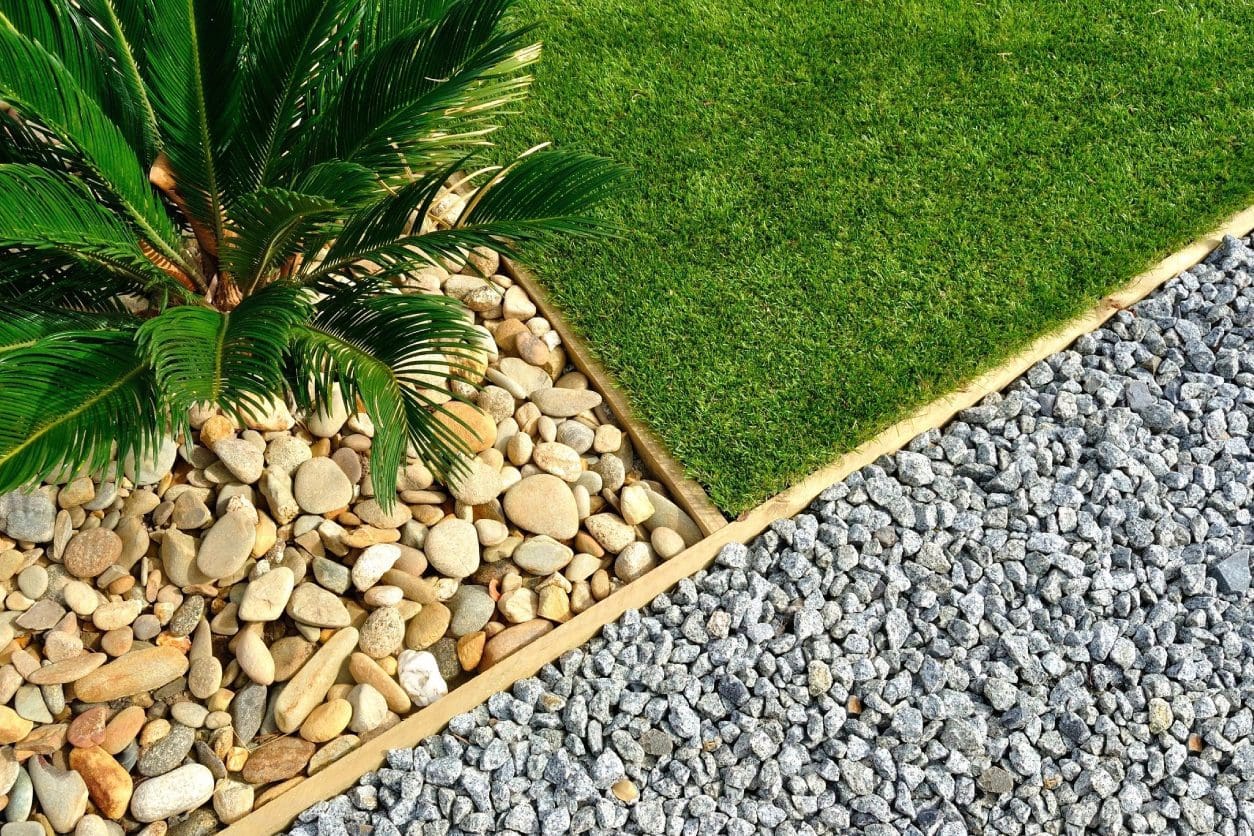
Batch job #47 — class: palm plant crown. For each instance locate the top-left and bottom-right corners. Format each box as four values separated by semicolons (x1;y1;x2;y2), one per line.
0;0;623;503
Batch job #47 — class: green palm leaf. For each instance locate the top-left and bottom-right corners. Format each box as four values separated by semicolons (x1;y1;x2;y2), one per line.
0;306;124;358
231;0;362;191
0;164;196;298
220;188;338;292
0;14;190;276
137;283;310;420
304;152;625;284
143;0;240;246
79;0;161;160
0;328;167;493
290;286;481;507
294;0;536;180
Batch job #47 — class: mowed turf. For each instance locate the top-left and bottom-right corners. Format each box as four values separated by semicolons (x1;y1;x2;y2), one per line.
498;0;1254;514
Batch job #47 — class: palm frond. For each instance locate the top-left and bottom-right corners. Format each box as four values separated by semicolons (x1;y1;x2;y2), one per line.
79;0;161;160
0;306;127;358
0;14;191;275
0;164;197;299
290;285;482;507
137;283;309;420
359;0;458;49
231;0;362;191
143;0;240;248
303;152;625;284
293;0;537;180
0;1;117;133
0;328;167;493
219;187;338;292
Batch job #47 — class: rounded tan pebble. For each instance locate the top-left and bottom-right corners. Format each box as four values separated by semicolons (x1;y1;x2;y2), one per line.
564;552;602;582
188;656;223;699
618;483;656;526
233;624;275;685
358;607;404;659
612;778;639;803
69;745;133;820
213;777;254;825
274;626;358;733
299;699;352;743
590;569;612;601
103;705;146;755
650;526;686;559
91;599;142;631
479;620;553;670
593;424;622;453
17;565;47;599
0;706;32;743
531;442;582;481
64;529;123;578
570;581;594;613
502;474;579;540
139;718;170;748
405;602;450;650
270;637;315;682
100;627;133;657
474;519;508;547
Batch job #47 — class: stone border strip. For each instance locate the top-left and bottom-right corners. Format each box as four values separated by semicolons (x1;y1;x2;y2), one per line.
225;203;1254;835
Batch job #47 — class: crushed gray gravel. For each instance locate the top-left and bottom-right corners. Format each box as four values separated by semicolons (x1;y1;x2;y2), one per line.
293;233;1254;835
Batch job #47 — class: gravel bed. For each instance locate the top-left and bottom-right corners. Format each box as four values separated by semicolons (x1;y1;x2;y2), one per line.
295;233;1254;835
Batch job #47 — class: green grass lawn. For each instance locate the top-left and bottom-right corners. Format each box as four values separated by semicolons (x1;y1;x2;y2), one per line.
498;0;1254;515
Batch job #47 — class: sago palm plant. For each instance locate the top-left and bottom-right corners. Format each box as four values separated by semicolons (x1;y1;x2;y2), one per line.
0;0;622;504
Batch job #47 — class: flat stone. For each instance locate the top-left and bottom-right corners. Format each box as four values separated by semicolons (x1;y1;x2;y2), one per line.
532;442;582;481
1;491;55;542
239;567;295;621
129;763;214;823
212;437;264;484
231;683;267;745
641;486;701;546
26;653;106;686
309;735;359;775
15;599;65;631
287;582;351;627
424;518;480;579
293;457;353;514
529;387;602;418
73;647;189;703
137;723;194;777
0;707;32;745
28;756;88;833
351;543;402;591
513;536;575;575
241;736;315;784
66;746;132;820
122;437;178;485
67;707;107;748
274;627;358;733
195;508;257;579
503;475;579;540
348;653;411;714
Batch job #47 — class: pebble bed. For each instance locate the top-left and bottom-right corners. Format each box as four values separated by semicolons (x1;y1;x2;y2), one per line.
0;184;704;834
297;233;1254;836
